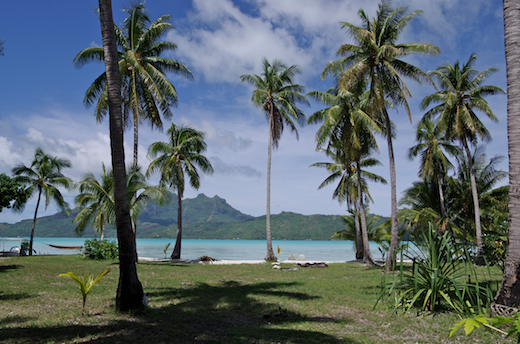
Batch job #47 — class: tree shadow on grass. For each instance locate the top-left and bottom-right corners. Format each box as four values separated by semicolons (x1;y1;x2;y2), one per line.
1;280;361;343
0;292;33;301
0;264;24;273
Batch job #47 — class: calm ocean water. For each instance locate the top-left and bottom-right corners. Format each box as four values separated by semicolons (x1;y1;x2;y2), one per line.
21;237;393;261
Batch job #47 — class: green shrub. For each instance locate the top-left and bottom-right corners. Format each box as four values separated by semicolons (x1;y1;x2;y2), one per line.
377;224;494;314
80;239;118;260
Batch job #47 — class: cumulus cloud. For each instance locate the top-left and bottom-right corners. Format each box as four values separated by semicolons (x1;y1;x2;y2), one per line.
210;156;262;178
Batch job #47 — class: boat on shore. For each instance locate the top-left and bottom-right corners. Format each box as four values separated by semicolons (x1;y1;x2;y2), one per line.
0;238;29;257
45;244;81;250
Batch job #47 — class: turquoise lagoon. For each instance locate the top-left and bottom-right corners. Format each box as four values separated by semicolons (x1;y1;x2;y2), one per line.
24;238;401;261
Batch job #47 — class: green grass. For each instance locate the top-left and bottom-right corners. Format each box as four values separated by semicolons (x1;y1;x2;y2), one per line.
0;255;510;343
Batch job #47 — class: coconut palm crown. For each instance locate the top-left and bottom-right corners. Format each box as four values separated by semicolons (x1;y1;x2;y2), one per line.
74;2;193;165
12;148;72;255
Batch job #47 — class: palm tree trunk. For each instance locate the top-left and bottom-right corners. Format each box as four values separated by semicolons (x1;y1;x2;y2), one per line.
383;108;399;271
438;176;447;233
492;0;520;314
29;188;42;256
462;139;484;264
98;0;143;312
133;113;138;166
353;202;363;260
171;189;183;259
100;220;105;241
357;159;376;265
265;116;276;261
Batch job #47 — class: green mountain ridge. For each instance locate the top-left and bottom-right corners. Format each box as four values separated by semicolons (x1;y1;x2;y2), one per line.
0;193;387;240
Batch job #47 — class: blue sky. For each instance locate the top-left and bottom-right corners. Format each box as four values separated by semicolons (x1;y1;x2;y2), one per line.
0;0;507;224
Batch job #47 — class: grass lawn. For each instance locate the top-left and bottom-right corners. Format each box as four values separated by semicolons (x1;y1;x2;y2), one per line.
0;255;510;343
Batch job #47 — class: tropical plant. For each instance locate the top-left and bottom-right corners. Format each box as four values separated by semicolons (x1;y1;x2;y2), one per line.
74;164;113;241
324;0;440;271
147;123;213;259
239;58;308;261
0;173;28;212
421;54;505;263
59;269;110;316
378;224;494;315
408;118;460;229
163;242;171;259
312;141;386;265
74;164;169;244
449;312;520;341
98;0;143;312
446;147;507;249
332;208;389;259
308;70;382;262
80;239;118;260
74;2;193;165
11;148;72;256
493;0;520;315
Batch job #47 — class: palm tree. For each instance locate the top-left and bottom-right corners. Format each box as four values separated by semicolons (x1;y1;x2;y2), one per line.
493;0;520;313
408;118;460;230
446;147;507;248
324;0;440;270
312;143;386;265
11;148;72;256
98;0;143;312
308;74;383;264
239;58;308;261
74;164;113;241
147;123;213;259
74;164;169;241
332;208;389;258
74;2;193;165
420;54;505;262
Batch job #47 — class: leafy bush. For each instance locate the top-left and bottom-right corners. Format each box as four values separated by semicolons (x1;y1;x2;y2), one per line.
80;239;118;260
377;224;494;314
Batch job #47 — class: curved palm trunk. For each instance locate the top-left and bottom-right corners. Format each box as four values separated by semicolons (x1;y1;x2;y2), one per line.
171;190;183;259
100;220;105;241
353;202;363;260
357;159;376;265
98;0;143;312
265;117;276;261
492;0;520;314
29;188;42;256
462;139;484;264
383;109;399;271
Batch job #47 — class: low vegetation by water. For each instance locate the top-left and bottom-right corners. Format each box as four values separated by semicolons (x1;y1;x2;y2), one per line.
0;255;510;343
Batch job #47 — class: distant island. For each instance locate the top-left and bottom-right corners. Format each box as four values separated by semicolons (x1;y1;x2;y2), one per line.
0;193;387;240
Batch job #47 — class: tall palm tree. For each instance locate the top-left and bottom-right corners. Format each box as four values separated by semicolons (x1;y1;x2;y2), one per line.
74;2;193;165
74;164;169;241
308;73;383;263
493;0;520;313
420;54;505;262
239;58;308;261
98;0;143;312
147;124;213;259
324;0;440;270
12;148;72;255
408;118;460;230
